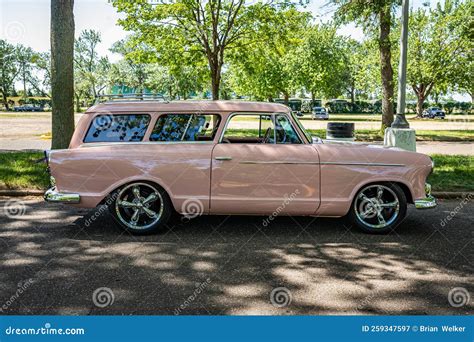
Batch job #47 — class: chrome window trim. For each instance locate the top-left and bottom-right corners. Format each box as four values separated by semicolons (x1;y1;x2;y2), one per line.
79;141;214;148
218;111;304;144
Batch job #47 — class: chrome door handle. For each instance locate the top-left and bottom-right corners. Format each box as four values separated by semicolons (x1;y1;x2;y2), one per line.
215;156;232;161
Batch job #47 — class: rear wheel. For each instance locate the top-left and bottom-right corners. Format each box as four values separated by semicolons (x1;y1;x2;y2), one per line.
109;182;171;234
349;183;407;234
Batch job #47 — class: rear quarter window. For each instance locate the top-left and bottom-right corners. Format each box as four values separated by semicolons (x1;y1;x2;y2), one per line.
84;114;150;143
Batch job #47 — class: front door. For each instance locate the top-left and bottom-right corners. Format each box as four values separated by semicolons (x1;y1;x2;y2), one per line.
210;113;320;215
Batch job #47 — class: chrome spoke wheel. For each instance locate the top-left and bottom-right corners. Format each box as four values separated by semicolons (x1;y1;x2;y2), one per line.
115;183;164;230
354;184;400;229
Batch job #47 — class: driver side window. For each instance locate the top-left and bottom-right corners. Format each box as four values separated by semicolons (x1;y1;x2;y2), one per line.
221;114;301;144
222;114;275;144
275;114;301;144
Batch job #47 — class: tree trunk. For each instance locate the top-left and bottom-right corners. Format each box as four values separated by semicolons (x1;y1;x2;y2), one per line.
350;84;355;105
2;93;9;111
210;65;220;100
283;92;289;105
75;93;81;113
378;7;394;129
51;0;75;149
416;95;425;117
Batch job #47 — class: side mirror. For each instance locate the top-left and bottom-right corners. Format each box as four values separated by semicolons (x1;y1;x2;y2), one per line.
312;136;323;144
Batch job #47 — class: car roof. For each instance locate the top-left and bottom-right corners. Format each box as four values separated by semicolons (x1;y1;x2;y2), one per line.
86;100;290;114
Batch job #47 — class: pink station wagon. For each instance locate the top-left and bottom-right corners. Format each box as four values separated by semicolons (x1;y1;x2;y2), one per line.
44;100;437;234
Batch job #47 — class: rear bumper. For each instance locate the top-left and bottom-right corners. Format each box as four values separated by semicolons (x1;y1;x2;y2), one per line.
44;187;81;204
414;183;437;209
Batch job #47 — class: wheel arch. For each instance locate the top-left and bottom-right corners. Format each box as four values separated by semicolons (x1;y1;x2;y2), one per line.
351;180;414;206
97;177;179;211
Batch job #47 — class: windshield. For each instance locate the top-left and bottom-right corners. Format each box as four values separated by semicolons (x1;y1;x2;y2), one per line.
290;111;312;142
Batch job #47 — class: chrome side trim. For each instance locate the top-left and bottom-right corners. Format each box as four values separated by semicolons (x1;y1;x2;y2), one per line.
240;161;319;165
320;162;405;167
44;187;80;204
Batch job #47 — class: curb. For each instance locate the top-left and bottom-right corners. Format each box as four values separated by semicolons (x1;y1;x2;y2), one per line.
0;190;45;197
0;190;472;200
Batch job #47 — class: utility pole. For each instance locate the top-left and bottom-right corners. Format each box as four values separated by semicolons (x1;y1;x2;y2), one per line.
392;0;410;128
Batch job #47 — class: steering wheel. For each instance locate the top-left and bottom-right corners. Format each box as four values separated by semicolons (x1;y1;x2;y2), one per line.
263;127;272;143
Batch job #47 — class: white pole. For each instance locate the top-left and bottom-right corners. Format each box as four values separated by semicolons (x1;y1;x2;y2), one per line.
392;0;410;128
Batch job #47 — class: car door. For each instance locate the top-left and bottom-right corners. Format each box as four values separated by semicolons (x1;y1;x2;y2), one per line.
210;113;320;215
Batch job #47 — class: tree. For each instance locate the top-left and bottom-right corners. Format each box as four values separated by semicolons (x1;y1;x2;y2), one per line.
332;0;398;128
51;0;75;149
291;24;347;102
0;40;20;110
74;30;110;100
228;8;309;102
112;0;301;100
30;52;51;97
407;0;472;116
15;46;37;99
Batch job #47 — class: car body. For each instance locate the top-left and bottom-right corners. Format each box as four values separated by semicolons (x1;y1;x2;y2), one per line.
422;107;445;119
312;107;329;120
44;100;436;234
13;104;44;112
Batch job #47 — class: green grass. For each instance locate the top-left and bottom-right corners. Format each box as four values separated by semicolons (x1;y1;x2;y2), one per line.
0;152;49;190
428;155;474;192
0;152;471;192
305;129;474;142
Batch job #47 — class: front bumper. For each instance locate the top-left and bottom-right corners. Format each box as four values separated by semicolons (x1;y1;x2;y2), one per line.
44;187;80;204
414;183;437;209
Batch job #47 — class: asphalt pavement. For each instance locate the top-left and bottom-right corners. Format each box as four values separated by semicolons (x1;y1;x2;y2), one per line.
0;197;472;315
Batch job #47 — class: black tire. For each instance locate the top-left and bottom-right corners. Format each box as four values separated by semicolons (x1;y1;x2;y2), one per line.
108;181;172;235
348;183;407;234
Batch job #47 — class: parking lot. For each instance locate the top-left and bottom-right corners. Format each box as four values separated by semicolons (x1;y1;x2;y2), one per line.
0;197;472;315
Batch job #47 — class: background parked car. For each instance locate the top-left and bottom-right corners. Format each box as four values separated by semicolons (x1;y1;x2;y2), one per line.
312;106;329;120
422;107;445;119
13;104;44;112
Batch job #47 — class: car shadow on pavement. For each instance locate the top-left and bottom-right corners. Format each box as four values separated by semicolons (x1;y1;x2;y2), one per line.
0;199;472;316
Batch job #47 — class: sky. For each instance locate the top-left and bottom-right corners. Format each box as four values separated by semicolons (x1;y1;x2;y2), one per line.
1;0;436;62
3;0;466;100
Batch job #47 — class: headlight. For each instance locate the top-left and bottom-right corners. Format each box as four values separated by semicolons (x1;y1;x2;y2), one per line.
50;175;56;187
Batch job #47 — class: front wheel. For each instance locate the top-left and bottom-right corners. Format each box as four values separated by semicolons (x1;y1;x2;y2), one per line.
348;183;407;234
108;182;171;234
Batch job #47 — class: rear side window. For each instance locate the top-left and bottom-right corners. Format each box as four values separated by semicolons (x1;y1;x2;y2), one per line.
150;114;220;142
84;114;150;143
